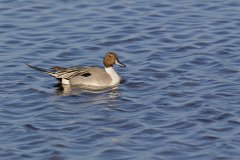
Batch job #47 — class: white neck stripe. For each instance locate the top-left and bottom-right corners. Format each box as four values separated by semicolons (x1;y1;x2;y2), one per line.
105;67;121;85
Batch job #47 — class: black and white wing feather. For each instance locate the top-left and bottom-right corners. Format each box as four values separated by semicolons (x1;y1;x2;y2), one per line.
27;64;91;80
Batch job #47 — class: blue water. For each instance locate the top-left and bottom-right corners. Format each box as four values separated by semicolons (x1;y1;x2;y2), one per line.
1;0;240;159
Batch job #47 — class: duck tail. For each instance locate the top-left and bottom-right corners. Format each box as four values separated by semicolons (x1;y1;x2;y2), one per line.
26;64;49;73
26;64;61;80
26;63;57;77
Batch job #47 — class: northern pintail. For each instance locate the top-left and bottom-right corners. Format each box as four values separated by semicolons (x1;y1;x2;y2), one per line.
27;52;126;87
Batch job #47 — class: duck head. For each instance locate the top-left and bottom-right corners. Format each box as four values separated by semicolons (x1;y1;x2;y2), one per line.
103;52;126;68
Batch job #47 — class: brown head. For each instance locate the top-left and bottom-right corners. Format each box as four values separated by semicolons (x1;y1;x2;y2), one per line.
103;52;126;68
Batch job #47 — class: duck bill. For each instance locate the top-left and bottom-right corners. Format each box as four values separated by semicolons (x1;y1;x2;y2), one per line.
115;59;126;67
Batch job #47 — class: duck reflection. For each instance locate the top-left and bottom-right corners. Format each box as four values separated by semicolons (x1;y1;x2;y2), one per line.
54;83;120;100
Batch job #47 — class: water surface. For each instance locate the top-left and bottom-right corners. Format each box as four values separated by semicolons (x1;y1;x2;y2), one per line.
1;0;240;159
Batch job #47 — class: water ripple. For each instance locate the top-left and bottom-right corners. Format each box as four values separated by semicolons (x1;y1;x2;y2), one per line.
1;0;240;159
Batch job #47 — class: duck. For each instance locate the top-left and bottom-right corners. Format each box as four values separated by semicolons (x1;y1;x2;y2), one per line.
27;52;126;87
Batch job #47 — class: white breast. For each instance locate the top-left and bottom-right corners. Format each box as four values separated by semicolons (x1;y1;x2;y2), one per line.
105;67;121;85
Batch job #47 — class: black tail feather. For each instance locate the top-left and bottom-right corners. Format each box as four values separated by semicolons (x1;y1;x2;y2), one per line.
26;64;49;73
